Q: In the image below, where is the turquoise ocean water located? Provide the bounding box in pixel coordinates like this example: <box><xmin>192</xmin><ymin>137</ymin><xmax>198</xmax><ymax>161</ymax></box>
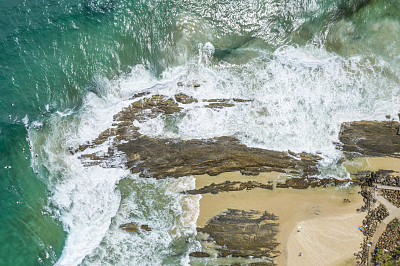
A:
<box><xmin>1</xmin><ymin>0</ymin><xmax>400</xmax><ymax>265</ymax></box>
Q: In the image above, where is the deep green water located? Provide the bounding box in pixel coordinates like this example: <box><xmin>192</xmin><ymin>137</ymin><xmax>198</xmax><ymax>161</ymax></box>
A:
<box><xmin>1</xmin><ymin>0</ymin><xmax>400</xmax><ymax>265</ymax></box>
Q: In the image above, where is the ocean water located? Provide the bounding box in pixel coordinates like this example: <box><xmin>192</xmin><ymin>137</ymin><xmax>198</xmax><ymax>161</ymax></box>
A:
<box><xmin>1</xmin><ymin>0</ymin><xmax>400</xmax><ymax>265</ymax></box>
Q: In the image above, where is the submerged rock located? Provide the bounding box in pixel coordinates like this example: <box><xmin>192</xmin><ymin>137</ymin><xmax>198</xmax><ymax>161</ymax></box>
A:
<box><xmin>198</xmin><ymin>209</ymin><xmax>280</xmax><ymax>258</ymax></box>
<box><xmin>337</xmin><ymin>121</ymin><xmax>400</xmax><ymax>158</ymax></box>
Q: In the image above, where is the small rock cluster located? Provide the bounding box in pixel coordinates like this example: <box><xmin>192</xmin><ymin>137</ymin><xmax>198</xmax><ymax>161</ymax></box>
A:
<box><xmin>373</xmin><ymin>219</ymin><xmax>400</xmax><ymax>264</ymax></box>
<box><xmin>382</xmin><ymin>190</ymin><xmax>400</xmax><ymax>208</ymax></box>
<box><xmin>374</xmin><ymin>170</ymin><xmax>400</xmax><ymax>187</ymax></box>
<box><xmin>119</xmin><ymin>222</ymin><xmax>151</xmax><ymax>232</ymax></box>
<box><xmin>354</xmin><ymin>173</ymin><xmax>390</xmax><ymax>265</ymax></box>
<box><xmin>356</xmin><ymin>183</ymin><xmax>374</xmax><ymax>213</ymax></box>
<box><xmin>363</xmin><ymin>205</ymin><xmax>389</xmax><ymax>238</ymax></box>
<box><xmin>355</xmin><ymin>204</ymin><xmax>389</xmax><ymax>265</ymax></box>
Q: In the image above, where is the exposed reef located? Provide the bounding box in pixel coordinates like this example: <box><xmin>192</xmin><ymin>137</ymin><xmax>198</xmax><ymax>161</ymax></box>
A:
<box><xmin>184</xmin><ymin>180</ymin><xmax>273</xmax><ymax>195</ymax></box>
<box><xmin>275</xmin><ymin>177</ymin><xmax>358</xmax><ymax>189</ymax></box>
<box><xmin>337</xmin><ymin>121</ymin><xmax>400</xmax><ymax>158</ymax></box>
<box><xmin>75</xmin><ymin>94</ymin><xmax>321</xmax><ymax>179</ymax></box>
<box><xmin>119</xmin><ymin>222</ymin><xmax>151</xmax><ymax>232</ymax></box>
<box><xmin>197</xmin><ymin>209</ymin><xmax>279</xmax><ymax>259</ymax></box>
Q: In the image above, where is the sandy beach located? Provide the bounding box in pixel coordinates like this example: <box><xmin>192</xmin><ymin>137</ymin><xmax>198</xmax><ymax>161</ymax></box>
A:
<box><xmin>195</xmin><ymin>172</ymin><xmax>364</xmax><ymax>266</ymax></box>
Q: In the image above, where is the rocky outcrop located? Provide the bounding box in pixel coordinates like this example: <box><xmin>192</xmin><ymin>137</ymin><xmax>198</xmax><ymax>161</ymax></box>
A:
<box><xmin>183</xmin><ymin>180</ymin><xmax>273</xmax><ymax>195</ymax></box>
<box><xmin>188</xmin><ymin>252</ymin><xmax>210</xmax><ymax>258</ymax></box>
<box><xmin>118</xmin><ymin>135</ymin><xmax>320</xmax><ymax>179</ymax></box>
<box><xmin>276</xmin><ymin>177</ymin><xmax>357</xmax><ymax>189</ymax></box>
<box><xmin>119</xmin><ymin>222</ymin><xmax>151</xmax><ymax>232</ymax></box>
<box><xmin>197</xmin><ymin>209</ymin><xmax>280</xmax><ymax>258</ymax></box>
<box><xmin>337</xmin><ymin>121</ymin><xmax>400</xmax><ymax>158</ymax></box>
<box><xmin>75</xmin><ymin>94</ymin><xmax>321</xmax><ymax>179</ymax></box>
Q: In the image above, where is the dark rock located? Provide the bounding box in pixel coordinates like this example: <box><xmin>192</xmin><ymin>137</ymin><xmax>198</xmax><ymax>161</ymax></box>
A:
<box><xmin>131</xmin><ymin>91</ymin><xmax>151</xmax><ymax>99</ymax></box>
<box><xmin>205</xmin><ymin>102</ymin><xmax>235</xmax><ymax>109</ymax></box>
<box><xmin>119</xmin><ymin>135</ymin><xmax>320</xmax><ymax>179</ymax></box>
<box><xmin>276</xmin><ymin>177</ymin><xmax>355</xmax><ymax>189</ymax></box>
<box><xmin>189</xmin><ymin>252</ymin><xmax>210</xmax><ymax>258</ymax></box>
<box><xmin>119</xmin><ymin>222</ymin><xmax>151</xmax><ymax>232</ymax></box>
<box><xmin>337</xmin><ymin>121</ymin><xmax>400</xmax><ymax>158</ymax></box>
<box><xmin>198</xmin><ymin>209</ymin><xmax>280</xmax><ymax>258</ymax></box>
<box><xmin>76</xmin><ymin>95</ymin><xmax>321</xmax><ymax>179</ymax></box>
<box><xmin>175</xmin><ymin>93</ymin><xmax>198</xmax><ymax>104</ymax></box>
<box><xmin>184</xmin><ymin>180</ymin><xmax>273</xmax><ymax>195</ymax></box>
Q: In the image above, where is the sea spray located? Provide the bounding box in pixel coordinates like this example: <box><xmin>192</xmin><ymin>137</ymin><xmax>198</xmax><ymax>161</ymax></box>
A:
<box><xmin>82</xmin><ymin>176</ymin><xmax>200</xmax><ymax>265</ymax></box>
<box><xmin>27</xmin><ymin>66</ymin><xmax>202</xmax><ymax>265</ymax></box>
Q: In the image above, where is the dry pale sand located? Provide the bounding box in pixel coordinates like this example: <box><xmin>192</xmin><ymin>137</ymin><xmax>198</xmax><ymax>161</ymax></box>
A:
<box><xmin>195</xmin><ymin>172</ymin><xmax>364</xmax><ymax>266</ymax></box>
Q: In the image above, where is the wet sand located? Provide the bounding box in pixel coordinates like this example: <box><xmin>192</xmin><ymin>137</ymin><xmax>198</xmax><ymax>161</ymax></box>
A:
<box><xmin>344</xmin><ymin>157</ymin><xmax>400</xmax><ymax>173</ymax></box>
<box><xmin>195</xmin><ymin>172</ymin><xmax>364</xmax><ymax>266</ymax></box>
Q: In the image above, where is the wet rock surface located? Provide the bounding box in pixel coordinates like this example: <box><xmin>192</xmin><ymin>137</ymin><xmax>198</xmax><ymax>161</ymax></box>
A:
<box><xmin>197</xmin><ymin>209</ymin><xmax>280</xmax><ymax>259</ymax></box>
<box><xmin>276</xmin><ymin>177</ymin><xmax>357</xmax><ymax>189</ymax></box>
<box><xmin>337</xmin><ymin>121</ymin><xmax>400</xmax><ymax>158</ymax></box>
<box><xmin>188</xmin><ymin>252</ymin><xmax>210</xmax><ymax>258</ymax></box>
<box><xmin>183</xmin><ymin>180</ymin><xmax>273</xmax><ymax>195</ymax></box>
<box><xmin>76</xmin><ymin>94</ymin><xmax>321</xmax><ymax>179</ymax></box>
<box><xmin>119</xmin><ymin>222</ymin><xmax>152</xmax><ymax>232</ymax></box>
<box><xmin>118</xmin><ymin>135</ymin><xmax>321</xmax><ymax>179</ymax></box>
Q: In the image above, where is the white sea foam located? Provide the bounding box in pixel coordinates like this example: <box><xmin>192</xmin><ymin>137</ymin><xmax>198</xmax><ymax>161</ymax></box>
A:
<box><xmin>27</xmin><ymin>64</ymin><xmax>202</xmax><ymax>265</ymax></box>
<box><xmin>139</xmin><ymin>44</ymin><xmax>400</xmax><ymax>163</ymax></box>
<box><xmin>26</xmin><ymin>67</ymin><xmax>157</xmax><ymax>265</ymax></box>
<box><xmin>82</xmin><ymin>176</ymin><xmax>200</xmax><ymax>266</ymax></box>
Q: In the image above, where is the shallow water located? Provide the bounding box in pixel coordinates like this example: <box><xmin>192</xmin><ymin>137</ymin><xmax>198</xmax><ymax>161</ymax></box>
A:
<box><xmin>1</xmin><ymin>0</ymin><xmax>400</xmax><ymax>264</ymax></box>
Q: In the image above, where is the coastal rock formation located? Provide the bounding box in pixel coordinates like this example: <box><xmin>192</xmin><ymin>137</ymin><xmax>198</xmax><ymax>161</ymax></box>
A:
<box><xmin>119</xmin><ymin>222</ymin><xmax>151</xmax><ymax>232</ymax></box>
<box><xmin>337</xmin><ymin>121</ymin><xmax>400</xmax><ymax>158</ymax></box>
<box><xmin>275</xmin><ymin>177</ymin><xmax>357</xmax><ymax>189</ymax></box>
<box><xmin>197</xmin><ymin>209</ymin><xmax>280</xmax><ymax>259</ymax></box>
<box><xmin>76</xmin><ymin>94</ymin><xmax>321</xmax><ymax>179</ymax></box>
<box><xmin>183</xmin><ymin>180</ymin><xmax>273</xmax><ymax>195</ymax></box>
<box><xmin>188</xmin><ymin>252</ymin><xmax>210</xmax><ymax>258</ymax></box>
<box><xmin>118</xmin><ymin>135</ymin><xmax>321</xmax><ymax>179</ymax></box>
